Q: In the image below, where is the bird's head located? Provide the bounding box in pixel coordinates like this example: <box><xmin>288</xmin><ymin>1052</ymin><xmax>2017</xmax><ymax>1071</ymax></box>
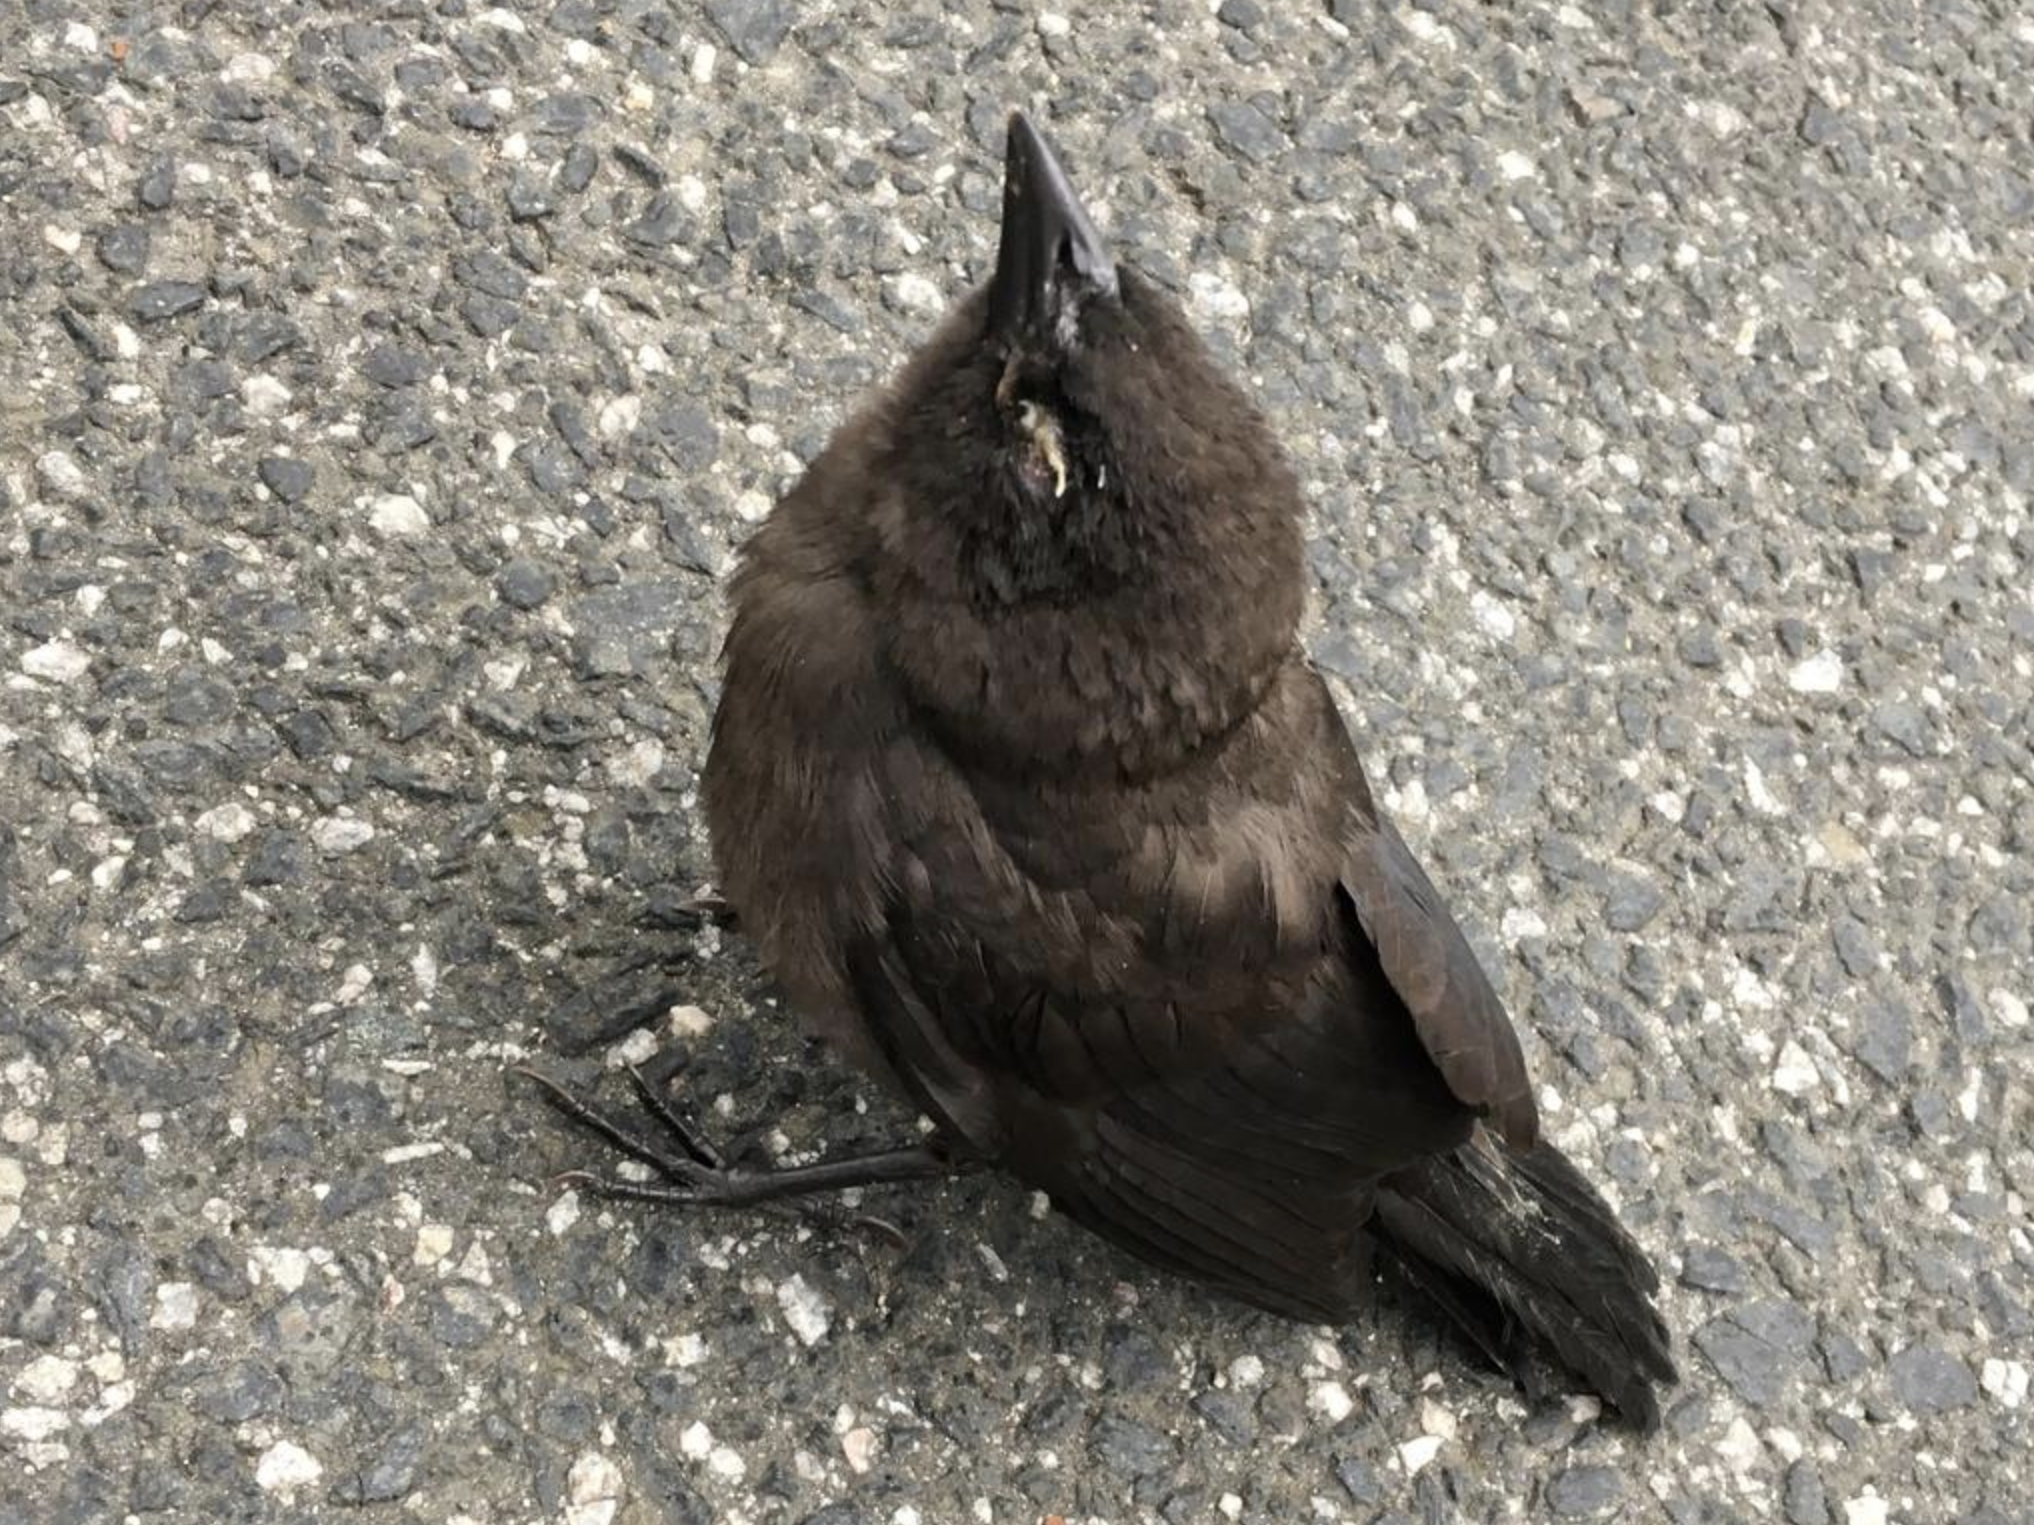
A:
<box><xmin>856</xmin><ymin>111</ymin><xmax>1305</xmax><ymax>773</ymax></box>
<box><xmin>877</xmin><ymin>112</ymin><xmax>1304</xmax><ymax>614</ymax></box>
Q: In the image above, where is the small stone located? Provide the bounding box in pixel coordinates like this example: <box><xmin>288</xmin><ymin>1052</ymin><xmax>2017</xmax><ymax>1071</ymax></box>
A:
<box><xmin>1787</xmin><ymin>650</ymin><xmax>1843</xmax><ymax>694</ymax></box>
<box><xmin>495</xmin><ymin>558</ymin><xmax>557</xmax><ymax>610</ymax></box>
<box><xmin>137</xmin><ymin>159</ymin><xmax>176</xmax><ymax>209</ymax></box>
<box><xmin>1785</xmin><ymin>1459</ymin><xmax>1831</xmax><ymax>1525</ymax></box>
<box><xmin>777</xmin><ymin>1273</ymin><xmax>832</xmax><ymax>1346</ymax></box>
<box><xmin>36</xmin><ymin>450</ymin><xmax>89</xmax><ymax>500</ymax></box>
<box><xmin>1850</xmin><ymin>999</ymin><xmax>1912</xmax><ymax>1083</ymax></box>
<box><xmin>370</xmin><ymin>494</ymin><xmax>429</xmax><ymax>537</ymax></box>
<box><xmin>1207</xmin><ymin>100</ymin><xmax>1287</xmax><ymax>164</ymax></box>
<box><xmin>1772</xmin><ymin>1040</ymin><xmax>1819</xmax><ymax>1095</ymax></box>
<box><xmin>1567</xmin><ymin>86</ymin><xmax>1625</xmax><ymax>125</ymax></box>
<box><xmin>1696</xmin><ymin>1300</ymin><xmax>1816</xmax><ymax>1406</ymax></box>
<box><xmin>130</xmin><ymin>280</ymin><xmax>207</xmax><ymax>322</ymax></box>
<box><xmin>12</xmin><ymin>1355</ymin><xmax>79</xmax><ymax>1403</ymax></box>
<box><xmin>312</xmin><ymin>817</ymin><xmax>375</xmax><ymax>853</ymax></box>
<box><xmin>151</xmin><ymin>1282</ymin><xmax>199</xmax><ymax>1330</ymax></box>
<box><xmin>362</xmin><ymin>345</ymin><xmax>429</xmax><ymax>388</ymax></box>
<box><xmin>1094</xmin><ymin>1413</ymin><xmax>1175</xmax><ymax>1477</ymax></box>
<box><xmin>97</xmin><ymin>222</ymin><xmax>152</xmax><ymax>274</ymax></box>
<box><xmin>348</xmin><ymin>1423</ymin><xmax>426</xmax><ymax>1504</ymax></box>
<box><xmin>1546</xmin><ymin>1466</ymin><xmax>1622</xmax><ymax>1517</ymax></box>
<box><xmin>255</xmin><ymin>1440</ymin><xmax>323</xmax><ymax>1494</ymax></box>
<box><xmin>1888</xmin><ymin>1342</ymin><xmax>1979</xmax><ymax>1415</ymax></box>
<box><xmin>1217</xmin><ymin>0</ymin><xmax>1265</xmax><ymax>29</ymax></box>
<box><xmin>258</xmin><ymin>456</ymin><xmax>315</xmax><ymax>502</ymax></box>
<box><xmin>22</xmin><ymin>640</ymin><xmax>91</xmax><ymax>684</ymax></box>
<box><xmin>1873</xmin><ymin>699</ymin><xmax>1934</xmax><ymax>755</ymax></box>
<box><xmin>1680</xmin><ymin>1244</ymin><xmax>1748</xmax><ymax>1294</ymax></box>
<box><xmin>566</xmin><ymin>1449</ymin><xmax>624</xmax><ymax>1525</ymax></box>
<box><xmin>1308</xmin><ymin>1381</ymin><xmax>1353</xmax><ymax>1422</ymax></box>
<box><xmin>705</xmin><ymin>0</ymin><xmax>798</xmax><ymax>64</ymax></box>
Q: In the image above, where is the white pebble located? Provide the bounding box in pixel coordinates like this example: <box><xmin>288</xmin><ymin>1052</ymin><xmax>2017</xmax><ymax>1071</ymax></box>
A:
<box><xmin>243</xmin><ymin>375</ymin><xmax>293</xmax><ymax>416</ymax></box>
<box><xmin>1844</xmin><ymin>1495</ymin><xmax>1889</xmax><ymax>1525</ymax></box>
<box><xmin>1788</xmin><ymin>650</ymin><xmax>1844</xmax><ymax>694</ymax></box>
<box><xmin>1397</xmin><ymin>1435</ymin><xmax>1442</xmax><ymax>1476</ymax></box>
<box><xmin>22</xmin><ymin>640</ymin><xmax>90</xmax><ymax>684</ymax></box>
<box><xmin>0</xmin><ymin>1158</ymin><xmax>24</xmax><ymax>1200</ymax></box>
<box><xmin>1771</xmin><ymin>1040</ymin><xmax>1819</xmax><ymax>1095</ymax></box>
<box><xmin>668</xmin><ymin>1005</ymin><xmax>714</xmax><ymax>1040</ymax></box>
<box><xmin>1037</xmin><ymin>12</ymin><xmax>1071</xmax><ymax>36</ymax></box>
<box><xmin>545</xmin><ymin>1190</ymin><xmax>581</xmax><ymax>1237</ymax></box>
<box><xmin>1982</xmin><ymin>1358</ymin><xmax>2027</xmax><ymax>1408</ymax></box>
<box><xmin>252</xmin><ymin>1246</ymin><xmax>311</xmax><ymax>1293</ymax></box>
<box><xmin>1309</xmin><ymin>1381</ymin><xmax>1354</xmax><ymax>1422</ymax></box>
<box><xmin>679</xmin><ymin>1421</ymin><xmax>715</xmax><ymax>1461</ymax></box>
<box><xmin>411</xmin><ymin>944</ymin><xmax>439</xmax><ymax>997</ymax></box>
<box><xmin>1227</xmin><ymin>1354</ymin><xmax>1265</xmax><ymax>1387</ymax></box>
<box><xmin>606</xmin><ymin>1028</ymin><xmax>659</xmax><ymax>1069</ymax></box>
<box><xmin>370</xmin><ymin>493</ymin><xmax>429</xmax><ymax>537</ymax></box>
<box><xmin>223</xmin><ymin>52</ymin><xmax>276</xmax><ymax>84</ymax></box>
<box><xmin>598</xmin><ymin>395</ymin><xmax>642</xmax><ymax>439</ymax></box>
<box><xmin>841</xmin><ymin>1425</ymin><xmax>878</xmax><ymax>1473</ymax></box>
<box><xmin>1188</xmin><ymin>270</ymin><xmax>1250</xmax><ymax>323</ymax></box>
<box><xmin>36</xmin><ymin>450</ymin><xmax>88</xmax><ymax>499</ymax></box>
<box><xmin>151</xmin><ymin>1282</ymin><xmax>199</xmax><ymax>1331</ymax></box>
<box><xmin>566</xmin><ymin>1450</ymin><xmax>624</xmax><ymax>1525</ymax></box>
<box><xmin>414</xmin><ymin>1223</ymin><xmax>455</xmax><ymax>1265</ymax></box>
<box><xmin>313</xmin><ymin>817</ymin><xmax>375</xmax><ymax>853</ymax></box>
<box><xmin>888</xmin><ymin>272</ymin><xmax>944</xmax><ymax>315</ymax></box>
<box><xmin>197</xmin><ymin>802</ymin><xmax>259</xmax><ymax>842</ymax></box>
<box><xmin>1</xmin><ymin>1407</ymin><xmax>69</xmax><ymax>1442</ymax></box>
<box><xmin>777</xmin><ymin>1273</ymin><xmax>833</xmax><ymax>1346</ymax></box>
<box><xmin>1497</xmin><ymin>150</ymin><xmax>1537</xmax><ymax>181</ymax></box>
<box><xmin>1470</xmin><ymin>589</ymin><xmax>1516</xmax><ymax>640</ymax></box>
<box><xmin>689</xmin><ymin>42</ymin><xmax>717</xmax><ymax>82</ymax></box>
<box><xmin>13</xmin><ymin>1355</ymin><xmax>79</xmax><ymax>1403</ymax></box>
<box><xmin>255</xmin><ymin>1440</ymin><xmax>323</xmax><ymax>1494</ymax></box>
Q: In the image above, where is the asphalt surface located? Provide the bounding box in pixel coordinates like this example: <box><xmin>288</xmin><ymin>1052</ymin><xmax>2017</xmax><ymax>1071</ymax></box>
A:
<box><xmin>3</xmin><ymin>1</ymin><xmax>2031</xmax><ymax>1522</ymax></box>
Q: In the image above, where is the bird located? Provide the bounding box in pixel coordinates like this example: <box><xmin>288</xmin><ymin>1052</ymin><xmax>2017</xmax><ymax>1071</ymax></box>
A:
<box><xmin>523</xmin><ymin>110</ymin><xmax>1677</xmax><ymax>1428</ymax></box>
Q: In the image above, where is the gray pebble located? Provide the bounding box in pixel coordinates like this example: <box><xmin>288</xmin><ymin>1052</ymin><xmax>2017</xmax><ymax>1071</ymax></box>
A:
<box><xmin>130</xmin><ymin>281</ymin><xmax>208</xmax><ymax>323</ymax></box>
<box><xmin>258</xmin><ymin>456</ymin><xmax>315</xmax><ymax>503</ymax></box>
<box><xmin>1888</xmin><ymin>1341</ymin><xmax>1979</xmax><ymax>1416</ymax></box>
<box><xmin>1546</xmin><ymin>1466</ymin><xmax>1623</xmax><ymax>1518</ymax></box>
<box><xmin>706</xmin><ymin>0</ymin><xmax>800</xmax><ymax>64</ymax></box>
<box><xmin>496</xmin><ymin>558</ymin><xmax>558</xmax><ymax>610</ymax></box>
<box><xmin>96</xmin><ymin>223</ymin><xmax>152</xmax><ymax>275</ymax></box>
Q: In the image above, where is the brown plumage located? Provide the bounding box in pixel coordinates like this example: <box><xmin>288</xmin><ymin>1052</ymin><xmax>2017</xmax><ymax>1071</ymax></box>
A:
<box><xmin>532</xmin><ymin>112</ymin><xmax>1675</xmax><ymax>1427</ymax></box>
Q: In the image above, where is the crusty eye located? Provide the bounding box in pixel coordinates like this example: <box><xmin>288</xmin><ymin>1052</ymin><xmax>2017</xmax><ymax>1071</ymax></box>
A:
<box><xmin>1016</xmin><ymin>399</ymin><xmax>1069</xmax><ymax>498</ymax></box>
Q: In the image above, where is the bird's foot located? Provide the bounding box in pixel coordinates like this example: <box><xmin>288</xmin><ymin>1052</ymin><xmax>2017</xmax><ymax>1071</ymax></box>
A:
<box><xmin>515</xmin><ymin>1063</ymin><xmax>972</xmax><ymax>1214</ymax></box>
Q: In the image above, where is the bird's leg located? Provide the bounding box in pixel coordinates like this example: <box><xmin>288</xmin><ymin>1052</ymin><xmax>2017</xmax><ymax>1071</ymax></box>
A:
<box><xmin>515</xmin><ymin>1064</ymin><xmax>979</xmax><ymax>1211</ymax></box>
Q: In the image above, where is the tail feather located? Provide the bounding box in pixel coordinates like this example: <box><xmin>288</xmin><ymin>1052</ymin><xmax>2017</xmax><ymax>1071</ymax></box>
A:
<box><xmin>1375</xmin><ymin>1135</ymin><xmax>1677</xmax><ymax>1429</ymax></box>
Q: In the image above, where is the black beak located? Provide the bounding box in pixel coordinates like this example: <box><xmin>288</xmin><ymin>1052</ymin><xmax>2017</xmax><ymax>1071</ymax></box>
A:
<box><xmin>988</xmin><ymin>111</ymin><xmax>1117</xmax><ymax>349</ymax></box>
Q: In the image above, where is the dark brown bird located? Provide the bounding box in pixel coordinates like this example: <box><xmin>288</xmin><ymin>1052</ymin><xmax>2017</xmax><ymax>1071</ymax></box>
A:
<box><xmin>527</xmin><ymin>112</ymin><xmax>1676</xmax><ymax>1427</ymax></box>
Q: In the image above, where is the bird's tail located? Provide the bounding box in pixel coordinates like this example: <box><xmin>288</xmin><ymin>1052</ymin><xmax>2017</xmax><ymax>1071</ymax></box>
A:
<box><xmin>1374</xmin><ymin>1134</ymin><xmax>1677</xmax><ymax>1429</ymax></box>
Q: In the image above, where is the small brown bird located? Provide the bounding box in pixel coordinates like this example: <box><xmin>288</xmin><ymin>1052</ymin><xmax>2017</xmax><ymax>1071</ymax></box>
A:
<box><xmin>528</xmin><ymin>112</ymin><xmax>1676</xmax><ymax>1426</ymax></box>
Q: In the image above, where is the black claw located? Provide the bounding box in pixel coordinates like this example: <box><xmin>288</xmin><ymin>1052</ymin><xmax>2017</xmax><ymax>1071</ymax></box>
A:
<box><xmin>626</xmin><ymin>1062</ymin><xmax>727</xmax><ymax>1170</ymax></box>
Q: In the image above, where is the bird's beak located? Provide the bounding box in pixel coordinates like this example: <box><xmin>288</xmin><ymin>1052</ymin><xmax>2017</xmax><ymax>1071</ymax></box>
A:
<box><xmin>987</xmin><ymin>111</ymin><xmax>1117</xmax><ymax>351</ymax></box>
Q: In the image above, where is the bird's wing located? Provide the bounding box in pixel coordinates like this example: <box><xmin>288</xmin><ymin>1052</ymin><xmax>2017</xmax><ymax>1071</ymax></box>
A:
<box><xmin>1335</xmin><ymin>811</ymin><xmax>1539</xmax><ymax>1148</ymax></box>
